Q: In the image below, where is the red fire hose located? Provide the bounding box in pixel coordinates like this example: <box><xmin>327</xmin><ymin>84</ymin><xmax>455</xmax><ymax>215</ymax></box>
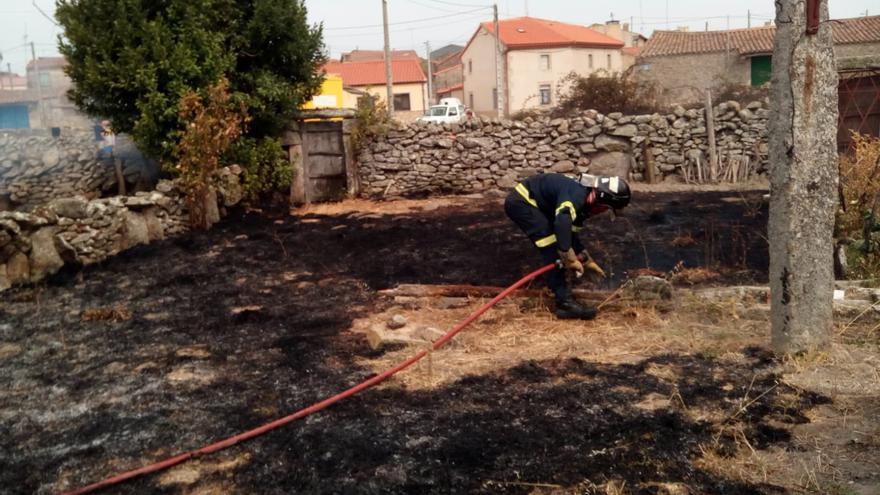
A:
<box><xmin>61</xmin><ymin>262</ymin><xmax>558</xmax><ymax>495</ymax></box>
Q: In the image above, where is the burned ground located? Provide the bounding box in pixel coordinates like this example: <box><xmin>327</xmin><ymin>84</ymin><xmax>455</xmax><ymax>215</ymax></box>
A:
<box><xmin>0</xmin><ymin>189</ymin><xmax>844</xmax><ymax>494</ymax></box>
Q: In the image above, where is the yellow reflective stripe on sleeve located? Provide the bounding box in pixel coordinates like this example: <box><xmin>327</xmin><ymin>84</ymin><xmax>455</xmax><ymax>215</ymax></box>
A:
<box><xmin>515</xmin><ymin>183</ymin><xmax>538</xmax><ymax>208</ymax></box>
<box><xmin>571</xmin><ymin>225</ymin><xmax>582</xmax><ymax>232</ymax></box>
<box><xmin>535</xmin><ymin>234</ymin><xmax>557</xmax><ymax>247</ymax></box>
<box><xmin>555</xmin><ymin>201</ymin><xmax>577</xmax><ymax>221</ymax></box>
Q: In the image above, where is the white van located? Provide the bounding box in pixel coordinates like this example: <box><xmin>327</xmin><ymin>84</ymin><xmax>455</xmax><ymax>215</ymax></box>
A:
<box><xmin>417</xmin><ymin>97</ymin><xmax>467</xmax><ymax>124</ymax></box>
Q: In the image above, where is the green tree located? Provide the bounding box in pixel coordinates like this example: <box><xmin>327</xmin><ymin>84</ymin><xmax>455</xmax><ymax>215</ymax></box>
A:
<box><xmin>56</xmin><ymin>0</ymin><xmax>324</xmax><ymax>195</ymax></box>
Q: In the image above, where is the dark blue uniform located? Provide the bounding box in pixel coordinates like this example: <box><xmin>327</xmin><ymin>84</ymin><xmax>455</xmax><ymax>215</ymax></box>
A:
<box><xmin>504</xmin><ymin>173</ymin><xmax>592</xmax><ymax>302</ymax></box>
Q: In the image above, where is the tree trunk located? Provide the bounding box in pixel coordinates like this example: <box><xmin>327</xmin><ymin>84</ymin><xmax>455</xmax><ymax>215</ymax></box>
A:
<box><xmin>768</xmin><ymin>0</ymin><xmax>839</xmax><ymax>353</ymax></box>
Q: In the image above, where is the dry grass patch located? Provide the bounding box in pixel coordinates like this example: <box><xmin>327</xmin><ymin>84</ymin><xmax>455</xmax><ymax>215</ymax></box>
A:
<box><xmin>353</xmin><ymin>293</ymin><xmax>768</xmax><ymax>391</ymax></box>
<box><xmin>81</xmin><ymin>305</ymin><xmax>132</xmax><ymax>322</ymax></box>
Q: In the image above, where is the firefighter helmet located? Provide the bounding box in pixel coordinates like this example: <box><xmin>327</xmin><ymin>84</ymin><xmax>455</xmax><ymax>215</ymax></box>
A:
<box><xmin>577</xmin><ymin>174</ymin><xmax>631</xmax><ymax>210</ymax></box>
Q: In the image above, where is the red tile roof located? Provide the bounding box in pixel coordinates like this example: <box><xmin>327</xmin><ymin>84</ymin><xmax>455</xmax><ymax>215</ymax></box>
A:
<box><xmin>323</xmin><ymin>59</ymin><xmax>427</xmax><ymax>86</ymax></box>
<box><xmin>477</xmin><ymin>17</ymin><xmax>624</xmax><ymax>50</ymax></box>
<box><xmin>641</xmin><ymin>15</ymin><xmax>880</xmax><ymax>58</ymax></box>
<box><xmin>26</xmin><ymin>56</ymin><xmax>67</xmax><ymax>70</ymax></box>
<box><xmin>436</xmin><ymin>83</ymin><xmax>463</xmax><ymax>94</ymax></box>
<box><xmin>341</xmin><ymin>49</ymin><xmax>420</xmax><ymax>62</ymax></box>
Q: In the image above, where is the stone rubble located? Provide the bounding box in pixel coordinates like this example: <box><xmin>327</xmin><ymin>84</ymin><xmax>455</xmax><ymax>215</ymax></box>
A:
<box><xmin>0</xmin><ymin>166</ymin><xmax>243</xmax><ymax>292</ymax></box>
<box><xmin>357</xmin><ymin>101</ymin><xmax>770</xmax><ymax>197</ymax></box>
<box><xmin>0</xmin><ymin>129</ymin><xmax>153</xmax><ymax>210</ymax></box>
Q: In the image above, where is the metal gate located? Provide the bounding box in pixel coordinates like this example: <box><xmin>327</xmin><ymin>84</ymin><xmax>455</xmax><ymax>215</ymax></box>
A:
<box><xmin>838</xmin><ymin>69</ymin><xmax>880</xmax><ymax>150</ymax></box>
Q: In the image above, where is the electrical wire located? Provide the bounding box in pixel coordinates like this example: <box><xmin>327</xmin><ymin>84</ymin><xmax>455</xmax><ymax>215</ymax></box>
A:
<box><xmin>323</xmin><ymin>6</ymin><xmax>490</xmax><ymax>31</ymax></box>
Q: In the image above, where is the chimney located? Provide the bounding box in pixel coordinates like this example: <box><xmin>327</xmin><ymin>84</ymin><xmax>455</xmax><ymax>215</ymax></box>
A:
<box><xmin>604</xmin><ymin>19</ymin><xmax>622</xmax><ymax>42</ymax></box>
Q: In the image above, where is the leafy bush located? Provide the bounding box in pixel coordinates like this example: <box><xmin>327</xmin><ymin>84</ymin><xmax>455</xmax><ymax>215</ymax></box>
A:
<box><xmin>224</xmin><ymin>137</ymin><xmax>292</xmax><ymax>202</ymax></box>
<box><xmin>710</xmin><ymin>81</ymin><xmax>770</xmax><ymax>105</ymax></box>
<box><xmin>351</xmin><ymin>95</ymin><xmax>391</xmax><ymax>155</ymax></box>
<box><xmin>554</xmin><ymin>71</ymin><xmax>662</xmax><ymax>116</ymax></box>
<box><xmin>176</xmin><ymin>79</ymin><xmax>247</xmax><ymax>229</ymax></box>
<box><xmin>57</xmin><ymin>0</ymin><xmax>324</xmax><ymax>197</ymax></box>
<box><xmin>837</xmin><ymin>133</ymin><xmax>880</xmax><ymax>278</ymax></box>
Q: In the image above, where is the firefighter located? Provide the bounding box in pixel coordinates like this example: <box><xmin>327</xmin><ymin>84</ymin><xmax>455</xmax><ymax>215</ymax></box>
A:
<box><xmin>504</xmin><ymin>173</ymin><xmax>631</xmax><ymax>320</ymax></box>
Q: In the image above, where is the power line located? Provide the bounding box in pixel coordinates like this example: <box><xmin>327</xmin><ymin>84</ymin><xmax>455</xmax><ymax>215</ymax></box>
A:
<box><xmin>322</xmin><ymin>12</ymin><xmax>488</xmax><ymax>38</ymax></box>
<box><xmin>405</xmin><ymin>0</ymin><xmax>468</xmax><ymax>14</ymax></box>
<box><xmin>323</xmin><ymin>6</ymin><xmax>490</xmax><ymax>31</ymax></box>
<box><xmin>422</xmin><ymin>0</ymin><xmax>492</xmax><ymax>7</ymax></box>
<box><xmin>32</xmin><ymin>0</ymin><xmax>59</xmax><ymax>27</ymax></box>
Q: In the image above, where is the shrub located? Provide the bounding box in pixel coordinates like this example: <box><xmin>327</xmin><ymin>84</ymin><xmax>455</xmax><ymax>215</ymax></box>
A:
<box><xmin>554</xmin><ymin>71</ymin><xmax>662</xmax><ymax>116</ymax></box>
<box><xmin>710</xmin><ymin>81</ymin><xmax>770</xmax><ymax>105</ymax></box>
<box><xmin>837</xmin><ymin>133</ymin><xmax>880</xmax><ymax>278</ymax></box>
<box><xmin>351</xmin><ymin>95</ymin><xmax>391</xmax><ymax>155</ymax></box>
<box><xmin>175</xmin><ymin>79</ymin><xmax>247</xmax><ymax>229</ymax></box>
<box><xmin>224</xmin><ymin>137</ymin><xmax>292</xmax><ymax>202</ymax></box>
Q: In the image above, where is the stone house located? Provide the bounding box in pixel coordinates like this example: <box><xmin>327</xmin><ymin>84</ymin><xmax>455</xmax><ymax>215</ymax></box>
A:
<box><xmin>323</xmin><ymin>58</ymin><xmax>428</xmax><ymax>120</ymax></box>
<box><xmin>461</xmin><ymin>16</ymin><xmax>625</xmax><ymax>116</ymax></box>
<box><xmin>432</xmin><ymin>48</ymin><xmax>464</xmax><ymax>103</ymax></box>
<box><xmin>636</xmin><ymin>15</ymin><xmax>880</xmax><ymax>104</ymax></box>
<box><xmin>0</xmin><ymin>56</ymin><xmax>91</xmax><ymax>129</ymax></box>
<box><xmin>588</xmin><ymin>20</ymin><xmax>648</xmax><ymax>69</ymax></box>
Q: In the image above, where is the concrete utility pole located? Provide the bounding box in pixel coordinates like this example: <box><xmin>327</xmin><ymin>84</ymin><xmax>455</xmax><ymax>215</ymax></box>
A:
<box><xmin>425</xmin><ymin>41</ymin><xmax>433</xmax><ymax>106</ymax></box>
<box><xmin>748</xmin><ymin>9</ymin><xmax>751</xmax><ymax>28</ymax></box>
<box><xmin>382</xmin><ymin>0</ymin><xmax>394</xmax><ymax>115</ymax></box>
<box><xmin>768</xmin><ymin>0</ymin><xmax>838</xmax><ymax>354</ymax></box>
<box><xmin>493</xmin><ymin>3</ymin><xmax>505</xmax><ymax>117</ymax></box>
<box><xmin>30</xmin><ymin>42</ymin><xmax>47</xmax><ymax>128</ymax></box>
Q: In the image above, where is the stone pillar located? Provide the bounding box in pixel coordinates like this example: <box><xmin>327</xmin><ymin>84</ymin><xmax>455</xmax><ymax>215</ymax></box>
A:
<box><xmin>768</xmin><ymin>0</ymin><xmax>839</xmax><ymax>353</ymax></box>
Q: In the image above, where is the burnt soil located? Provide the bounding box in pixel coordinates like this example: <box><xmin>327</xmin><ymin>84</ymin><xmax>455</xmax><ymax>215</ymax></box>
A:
<box><xmin>0</xmin><ymin>190</ymin><xmax>826</xmax><ymax>494</ymax></box>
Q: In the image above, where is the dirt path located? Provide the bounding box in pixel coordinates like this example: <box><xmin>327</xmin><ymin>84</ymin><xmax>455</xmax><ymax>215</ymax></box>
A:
<box><xmin>1</xmin><ymin>191</ymin><xmax>876</xmax><ymax>494</ymax></box>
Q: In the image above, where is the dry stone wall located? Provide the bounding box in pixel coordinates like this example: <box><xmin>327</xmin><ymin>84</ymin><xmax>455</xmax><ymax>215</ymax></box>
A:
<box><xmin>356</xmin><ymin>101</ymin><xmax>769</xmax><ymax>196</ymax></box>
<box><xmin>0</xmin><ymin>130</ymin><xmax>156</xmax><ymax>210</ymax></box>
<box><xmin>0</xmin><ymin>166</ymin><xmax>243</xmax><ymax>292</ymax></box>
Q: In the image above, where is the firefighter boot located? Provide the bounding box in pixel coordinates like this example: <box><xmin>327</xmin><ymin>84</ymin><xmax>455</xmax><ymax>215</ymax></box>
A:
<box><xmin>554</xmin><ymin>298</ymin><xmax>598</xmax><ymax>320</ymax></box>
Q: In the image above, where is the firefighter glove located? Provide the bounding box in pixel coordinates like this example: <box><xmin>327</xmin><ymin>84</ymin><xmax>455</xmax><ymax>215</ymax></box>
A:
<box><xmin>578</xmin><ymin>250</ymin><xmax>607</xmax><ymax>279</ymax></box>
<box><xmin>558</xmin><ymin>248</ymin><xmax>584</xmax><ymax>278</ymax></box>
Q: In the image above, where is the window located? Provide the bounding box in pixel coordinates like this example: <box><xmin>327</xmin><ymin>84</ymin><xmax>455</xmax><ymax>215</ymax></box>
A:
<box><xmin>607</xmin><ymin>53</ymin><xmax>612</xmax><ymax>69</ymax></box>
<box><xmin>448</xmin><ymin>107</ymin><xmax>458</xmax><ymax>116</ymax></box>
<box><xmin>539</xmin><ymin>84</ymin><xmax>551</xmax><ymax>105</ymax></box>
<box><xmin>492</xmin><ymin>88</ymin><xmax>498</xmax><ymax>110</ymax></box>
<box><xmin>39</xmin><ymin>73</ymin><xmax>50</xmax><ymax>88</ymax></box>
<box><xmin>468</xmin><ymin>59</ymin><xmax>472</xmax><ymax>74</ymax></box>
<box><xmin>588</xmin><ymin>54</ymin><xmax>593</xmax><ymax>69</ymax></box>
<box><xmin>469</xmin><ymin>92</ymin><xmax>474</xmax><ymax>109</ymax></box>
<box><xmin>393</xmin><ymin>93</ymin><xmax>411</xmax><ymax>111</ymax></box>
<box><xmin>539</xmin><ymin>54</ymin><xmax>550</xmax><ymax>70</ymax></box>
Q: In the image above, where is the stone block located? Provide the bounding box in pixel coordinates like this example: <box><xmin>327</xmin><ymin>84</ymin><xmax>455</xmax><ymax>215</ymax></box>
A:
<box><xmin>47</xmin><ymin>197</ymin><xmax>89</xmax><ymax>219</ymax></box>
<box><xmin>610</xmin><ymin>124</ymin><xmax>638</xmax><ymax>137</ymax></box>
<box><xmin>588</xmin><ymin>152</ymin><xmax>633</xmax><ymax>177</ymax></box>
<box><xmin>123</xmin><ymin>211</ymin><xmax>150</xmax><ymax>247</ymax></box>
<box><xmin>551</xmin><ymin>160</ymin><xmax>575</xmax><ymax>173</ymax></box>
<box><xmin>28</xmin><ymin>227</ymin><xmax>64</xmax><ymax>281</ymax></box>
<box><xmin>594</xmin><ymin>134</ymin><xmax>631</xmax><ymax>152</ymax></box>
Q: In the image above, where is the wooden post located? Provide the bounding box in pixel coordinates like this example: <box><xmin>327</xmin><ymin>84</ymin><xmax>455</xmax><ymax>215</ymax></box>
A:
<box><xmin>643</xmin><ymin>146</ymin><xmax>656</xmax><ymax>184</ymax></box>
<box><xmin>113</xmin><ymin>156</ymin><xmax>126</xmax><ymax>196</ymax></box>
<box><xmin>705</xmin><ymin>90</ymin><xmax>718</xmax><ymax>182</ymax></box>
<box><xmin>301</xmin><ymin>123</ymin><xmax>310</xmax><ymax>204</ymax></box>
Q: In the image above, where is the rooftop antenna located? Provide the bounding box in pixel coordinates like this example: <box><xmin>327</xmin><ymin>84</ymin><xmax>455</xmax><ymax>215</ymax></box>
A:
<box><xmin>524</xmin><ymin>0</ymin><xmax>528</xmax><ymax>16</ymax></box>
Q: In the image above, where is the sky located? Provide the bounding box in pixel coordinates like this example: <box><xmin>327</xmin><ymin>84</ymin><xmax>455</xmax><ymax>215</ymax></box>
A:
<box><xmin>0</xmin><ymin>0</ymin><xmax>876</xmax><ymax>75</ymax></box>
